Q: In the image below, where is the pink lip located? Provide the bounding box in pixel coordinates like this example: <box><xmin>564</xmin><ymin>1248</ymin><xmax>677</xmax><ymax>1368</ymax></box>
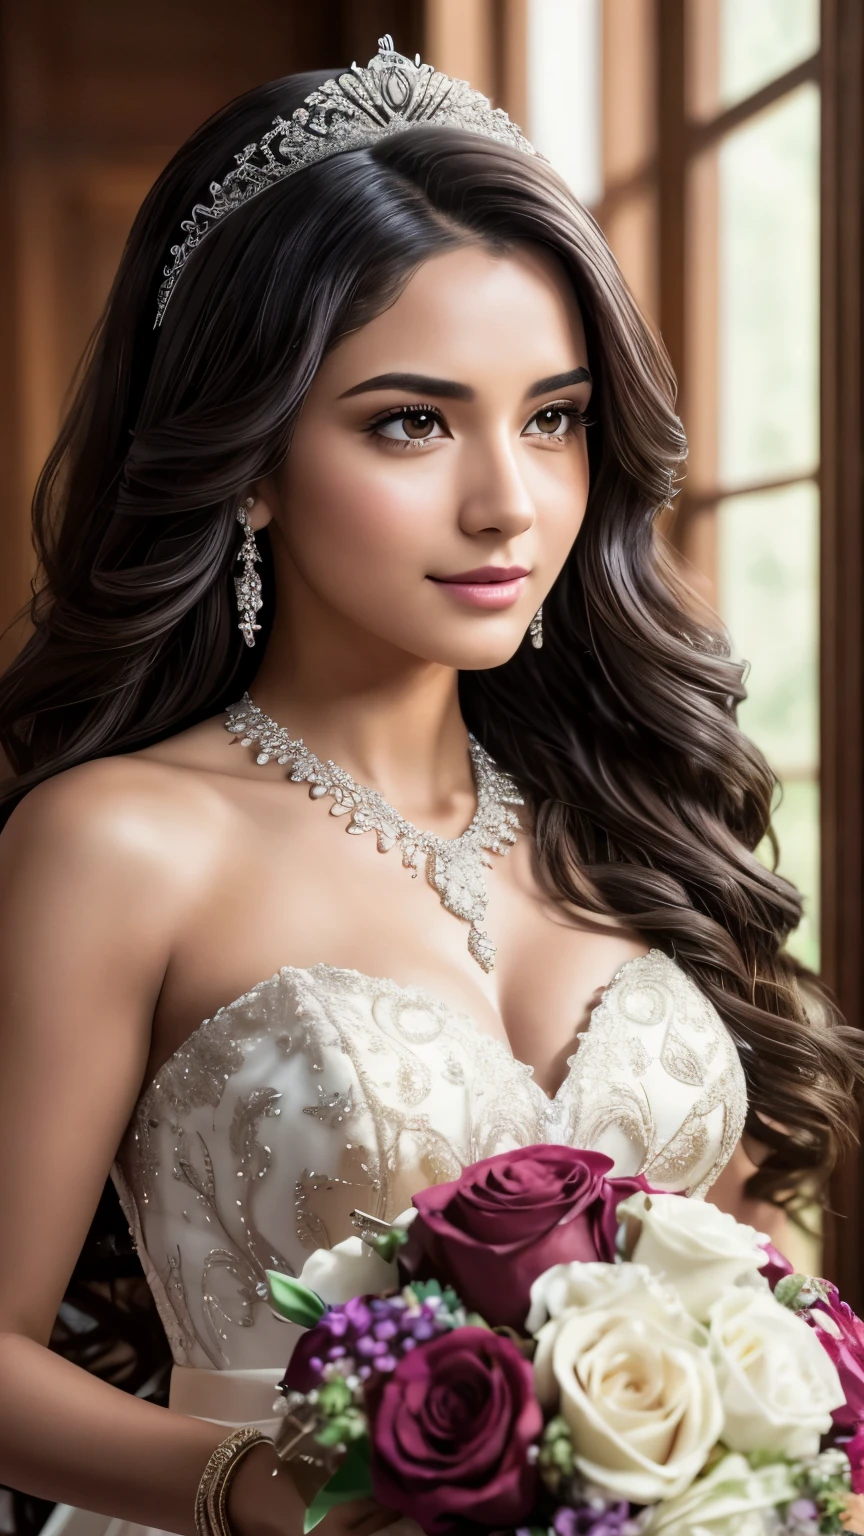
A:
<box><xmin>434</xmin><ymin>565</ymin><xmax>530</xmax><ymax>583</ymax></box>
<box><xmin>428</xmin><ymin>565</ymin><xmax>530</xmax><ymax>610</ymax></box>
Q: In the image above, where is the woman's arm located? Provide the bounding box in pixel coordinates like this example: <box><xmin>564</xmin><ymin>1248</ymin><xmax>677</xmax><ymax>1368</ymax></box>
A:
<box><xmin>0</xmin><ymin>761</ymin><xmax>393</xmax><ymax>1536</ymax></box>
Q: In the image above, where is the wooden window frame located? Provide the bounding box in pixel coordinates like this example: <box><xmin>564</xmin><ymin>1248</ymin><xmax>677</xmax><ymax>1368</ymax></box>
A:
<box><xmin>819</xmin><ymin>0</ymin><xmax>864</xmax><ymax>1305</ymax></box>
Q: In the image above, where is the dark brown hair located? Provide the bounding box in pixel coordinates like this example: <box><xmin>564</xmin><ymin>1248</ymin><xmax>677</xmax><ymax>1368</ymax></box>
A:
<box><xmin>1</xmin><ymin>70</ymin><xmax>860</xmax><ymax>1225</ymax></box>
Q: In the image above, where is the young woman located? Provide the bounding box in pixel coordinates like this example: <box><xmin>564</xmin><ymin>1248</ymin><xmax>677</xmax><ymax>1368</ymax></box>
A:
<box><xmin>0</xmin><ymin>36</ymin><xmax>859</xmax><ymax>1536</ymax></box>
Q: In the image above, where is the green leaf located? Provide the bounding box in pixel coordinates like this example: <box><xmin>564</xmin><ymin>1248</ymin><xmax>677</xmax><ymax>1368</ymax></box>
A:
<box><xmin>313</xmin><ymin>1421</ymin><xmax>346</xmax><ymax>1448</ymax></box>
<box><xmin>317</xmin><ymin>1378</ymin><xmax>353</xmax><ymax>1416</ymax></box>
<box><xmin>302</xmin><ymin>1436</ymin><xmax>373</xmax><ymax>1533</ymax></box>
<box><xmin>369</xmin><ymin>1227</ymin><xmax>409</xmax><ymax>1263</ymax></box>
<box><xmin>405</xmin><ymin>1276</ymin><xmax>442</xmax><ymax>1301</ymax></box>
<box><xmin>265</xmin><ymin>1269</ymin><xmax>326</xmax><ymax>1327</ymax></box>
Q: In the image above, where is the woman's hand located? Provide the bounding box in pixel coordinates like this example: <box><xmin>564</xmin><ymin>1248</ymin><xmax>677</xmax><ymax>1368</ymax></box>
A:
<box><xmin>841</xmin><ymin>1494</ymin><xmax>864</xmax><ymax>1534</ymax></box>
<box><xmin>226</xmin><ymin>1441</ymin><xmax>406</xmax><ymax>1536</ymax></box>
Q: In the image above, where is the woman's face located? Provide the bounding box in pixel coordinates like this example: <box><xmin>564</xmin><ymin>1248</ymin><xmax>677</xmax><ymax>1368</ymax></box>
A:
<box><xmin>255</xmin><ymin>241</ymin><xmax>592</xmax><ymax>670</ymax></box>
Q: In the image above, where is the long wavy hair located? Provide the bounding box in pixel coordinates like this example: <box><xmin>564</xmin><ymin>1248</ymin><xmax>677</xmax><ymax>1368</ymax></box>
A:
<box><xmin>1</xmin><ymin>71</ymin><xmax>861</xmax><ymax>1244</ymax></box>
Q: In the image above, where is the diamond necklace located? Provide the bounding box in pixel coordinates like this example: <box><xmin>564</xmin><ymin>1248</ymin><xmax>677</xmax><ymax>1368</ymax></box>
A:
<box><xmin>223</xmin><ymin>691</ymin><xmax>525</xmax><ymax>972</ymax></box>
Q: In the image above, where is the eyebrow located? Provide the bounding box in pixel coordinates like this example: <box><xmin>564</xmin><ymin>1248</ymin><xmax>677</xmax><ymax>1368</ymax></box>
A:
<box><xmin>338</xmin><ymin>366</ymin><xmax>592</xmax><ymax>402</ymax></box>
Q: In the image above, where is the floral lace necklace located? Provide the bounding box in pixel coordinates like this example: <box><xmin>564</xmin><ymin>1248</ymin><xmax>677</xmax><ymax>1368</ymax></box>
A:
<box><xmin>223</xmin><ymin>691</ymin><xmax>525</xmax><ymax>972</ymax></box>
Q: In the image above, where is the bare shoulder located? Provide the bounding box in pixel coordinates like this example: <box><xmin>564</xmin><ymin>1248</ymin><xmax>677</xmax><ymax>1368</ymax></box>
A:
<box><xmin>0</xmin><ymin>748</ymin><xmax>229</xmax><ymax>922</ymax></box>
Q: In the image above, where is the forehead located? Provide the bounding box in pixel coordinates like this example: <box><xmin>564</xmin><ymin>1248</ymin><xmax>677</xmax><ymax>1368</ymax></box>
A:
<box><xmin>321</xmin><ymin>242</ymin><xmax>588</xmax><ymax>388</ymax></box>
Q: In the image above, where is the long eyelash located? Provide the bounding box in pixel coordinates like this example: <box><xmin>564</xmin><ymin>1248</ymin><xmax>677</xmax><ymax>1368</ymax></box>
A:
<box><xmin>535</xmin><ymin>400</ymin><xmax>593</xmax><ymax>433</ymax></box>
<box><xmin>365</xmin><ymin>403</ymin><xmax>443</xmax><ymax>428</ymax></box>
<box><xmin>363</xmin><ymin>403</ymin><xmax>446</xmax><ymax>451</ymax></box>
<box><xmin>363</xmin><ymin>399</ymin><xmax>592</xmax><ymax>450</ymax></box>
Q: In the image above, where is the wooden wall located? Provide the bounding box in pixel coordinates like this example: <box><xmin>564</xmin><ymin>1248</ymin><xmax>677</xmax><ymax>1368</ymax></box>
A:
<box><xmin>0</xmin><ymin>0</ymin><xmax>424</xmax><ymax>670</ymax></box>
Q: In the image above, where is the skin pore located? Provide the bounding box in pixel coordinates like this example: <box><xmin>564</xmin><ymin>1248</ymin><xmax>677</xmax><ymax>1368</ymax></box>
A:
<box><xmin>0</xmin><ymin>239</ymin><xmax>777</xmax><ymax>1536</ymax></box>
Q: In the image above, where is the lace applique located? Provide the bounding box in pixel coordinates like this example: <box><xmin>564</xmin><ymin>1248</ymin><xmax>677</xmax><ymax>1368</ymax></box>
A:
<box><xmin>158</xmin><ymin>1034</ymin><xmax>245</xmax><ymax>1114</ymax></box>
<box><xmin>303</xmin><ymin>1084</ymin><xmax>355</xmax><ymax>1125</ymax></box>
<box><xmin>561</xmin><ymin>950</ymin><xmax>747</xmax><ymax>1198</ymax></box>
<box><xmin>467</xmin><ymin>1030</ymin><xmax>541</xmax><ymax>1159</ymax></box>
<box><xmin>646</xmin><ymin>1120</ymin><xmax>711</xmax><ymax>1190</ymax></box>
<box><xmin>442</xmin><ymin>1051</ymin><xmax>466</xmax><ymax>1085</ymax></box>
<box><xmin>111</xmin><ymin>948</ymin><xmax>747</xmax><ymax>1368</ymax></box>
<box><xmin>164</xmin><ymin>1247</ymin><xmax>215</xmax><ymax>1364</ymax></box>
<box><xmin>110</xmin><ymin>1161</ymin><xmax>203</xmax><ymax>1366</ymax></box>
<box><xmin>661</xmin><ymin>1025</ymin><xmax>706</xmax><ymax>1086</ymax></box>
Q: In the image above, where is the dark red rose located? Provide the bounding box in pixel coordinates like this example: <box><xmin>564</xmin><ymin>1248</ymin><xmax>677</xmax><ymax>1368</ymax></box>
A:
<box><xmin>369</xmin><ymin>1326</ymin><xmax>541</xmax><ymax>1534</ymax></box>
<box><xmin>398</xmin><ymin>1144</ymin><xmax>649</xmax><ymax>1331</ymax></box>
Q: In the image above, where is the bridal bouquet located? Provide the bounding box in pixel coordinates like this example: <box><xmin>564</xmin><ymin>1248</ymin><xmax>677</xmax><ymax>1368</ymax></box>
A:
<box><xmin>264</xmin><ymin>1146</ymin><xmax>864</xmax><ymax>1536</ymax></box>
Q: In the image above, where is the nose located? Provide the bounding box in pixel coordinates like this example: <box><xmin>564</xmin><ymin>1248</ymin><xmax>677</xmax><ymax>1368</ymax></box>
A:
<box><xmin>456</xmin><ymin>430</ymin><xmax>536</xmax><ymax>540</ymax></box>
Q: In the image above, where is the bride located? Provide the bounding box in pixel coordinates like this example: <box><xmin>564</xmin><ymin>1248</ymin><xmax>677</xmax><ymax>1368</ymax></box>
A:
<box><xmin>0</xmin><ymin>36</ymin><xmax>860</xmax><ymax>1536</ymax></box>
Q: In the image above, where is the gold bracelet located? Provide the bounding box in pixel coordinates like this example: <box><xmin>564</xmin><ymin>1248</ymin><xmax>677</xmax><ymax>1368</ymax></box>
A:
<box><xmin>210</xmin><ymin>1430</ymin><xmax>274</xmax><ymax>1536</ymax></box>
<box><xmin>194</xmin><ymin>1426</ymin><xmax>272</xmax><ymax>1536</ymax></box>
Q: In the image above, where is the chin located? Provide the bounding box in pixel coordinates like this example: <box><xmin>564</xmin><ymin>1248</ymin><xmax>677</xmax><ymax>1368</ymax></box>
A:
<box><xmin>410</xmin><ymin>627</ymin><xmax>530</xmax><ymax>671</ymax></box>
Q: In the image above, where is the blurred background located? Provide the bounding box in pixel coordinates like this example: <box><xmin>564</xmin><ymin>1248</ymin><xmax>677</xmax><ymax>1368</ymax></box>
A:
<box><xmin>0</xmin><ymin>0</ymin><xmax>861</xmax><ymax>1275</ymax></box>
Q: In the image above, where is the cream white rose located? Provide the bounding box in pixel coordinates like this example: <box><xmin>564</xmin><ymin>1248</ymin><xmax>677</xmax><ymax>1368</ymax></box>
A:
<box><xmin>534</xmin><ymin>1269</ymin><xmax>723</xmax><ymax>1503</ymax></box>
<box><xmin>617</xmin><ymin>1192</ymin><xmax>771</xmax><ymax>1321</ymax></box>
<box><xmin>526</xmin><ymin>1259</ymin><xmax>688</xmax><ymax>1335</ymax></box>
<box><xmin>642</xmin><ymin>1450</ymin><xmax>798</xmax><ymax>1535</ymax></box>
<box><xmin>299</xmin><ymin>1207</ymin><xmax>416</xmax><ymax>1305</ymax></box>
<box><xmin>708</xmin><ymin>1287</ymin><xmax>845</xmax><ymax>1457</ymax></box>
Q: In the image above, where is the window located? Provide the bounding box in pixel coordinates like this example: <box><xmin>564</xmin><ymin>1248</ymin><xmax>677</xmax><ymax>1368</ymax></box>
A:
<box><xmin>527</xmin><ymin>0</ymin><xmax>821</xmax><ymax>970</ymax></box>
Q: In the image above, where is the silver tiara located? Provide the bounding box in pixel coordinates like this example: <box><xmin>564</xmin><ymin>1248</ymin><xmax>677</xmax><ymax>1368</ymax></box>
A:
<box><xmin>154</xmin><ymin>34</ymin><xmax>540</xmax><ymax>328</ymax></box>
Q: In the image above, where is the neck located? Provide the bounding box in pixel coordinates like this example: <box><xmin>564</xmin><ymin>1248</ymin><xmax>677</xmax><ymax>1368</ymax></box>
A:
<box><xmin>244</xmin><ymin>605</ymin><xmax>474</xmax><ymax>828</ymax></box>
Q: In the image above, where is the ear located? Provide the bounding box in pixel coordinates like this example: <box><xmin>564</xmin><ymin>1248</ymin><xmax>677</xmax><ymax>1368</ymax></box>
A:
<box><xmin>244</xmin><ymin>473</ymin><xmax>279</xmax><ymax>532</ymax></box>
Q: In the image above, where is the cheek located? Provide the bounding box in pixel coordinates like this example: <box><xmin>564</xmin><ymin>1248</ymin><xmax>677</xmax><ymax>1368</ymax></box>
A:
<box><xmin>284</xmin><ymin>437</ymin><xmax>443</xmax><ymax>572</ymax></box>
<box><xmin>530</xmin><ymin>442</ymin><xmax>590</xmax><ymax>544</ymax></box>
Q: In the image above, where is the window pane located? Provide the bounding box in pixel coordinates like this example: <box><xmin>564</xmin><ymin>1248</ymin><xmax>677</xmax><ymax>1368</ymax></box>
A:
<box><xmin>717</xmin><ymin>83</ymin><xmax>820</xmax><ymax>485</ymax></box>
<box><xmin>719</xmin><ymin>0</ymin><xmax>819</xmax><ymax>110</ymax></box>
<box><xmin>719</xmin><ymin>482</ymin><xmax>818</xmax><ymax>766</ymax></box>
<box><xmin>602</xmin><ymin>189</ymin><xmax>658</xmax><ymax>324</ymax></box>
<box><xmin>717</xmin><ymin>481</ymin><xmax>819</xmax><ymax>969</ymax></box>
<box><xmin>526</xmin><ymin>0</ymin><xmax>602</xmax><ymax>204</ymax></box>
<box><xmin>760</xmin><ymin>777</ymin><xmax>820</xmax><ymax>971</ymax></box>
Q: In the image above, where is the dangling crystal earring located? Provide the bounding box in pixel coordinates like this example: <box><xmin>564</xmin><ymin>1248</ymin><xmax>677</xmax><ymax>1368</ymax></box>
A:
<box><xmin>529</xmin><ymin>605</ymin><xmax>543</xmax><ymax>650</ymax></box>
<box><xmin>234</xmin><ymin>497</ymin><xmax>263</xmax><ymax>647</ymax></box>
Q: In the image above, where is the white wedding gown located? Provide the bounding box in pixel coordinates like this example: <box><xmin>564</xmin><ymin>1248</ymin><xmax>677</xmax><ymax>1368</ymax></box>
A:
<box><xmin>42</xmin><ymin>947</ymin><xmax>747</xmax><ymax>1536</ymax></box>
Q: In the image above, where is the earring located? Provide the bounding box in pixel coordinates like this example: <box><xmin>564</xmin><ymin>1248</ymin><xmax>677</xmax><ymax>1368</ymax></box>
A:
<box><xmin>529</xmin><ymin>605</ymin><xmax>543</xmax><ymax>650</ymax></box>
<box><xmin>234</xmin><ymin>497</ymin><xmax>263</xmax><ymax>647</ymax></box>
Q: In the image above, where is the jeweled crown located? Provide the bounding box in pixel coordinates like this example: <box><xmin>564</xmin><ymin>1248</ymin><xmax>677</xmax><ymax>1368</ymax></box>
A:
<box><xmin>154</xmin><ymin>34</ymin><xmax>540</xmax><ymax>328</ymax></box>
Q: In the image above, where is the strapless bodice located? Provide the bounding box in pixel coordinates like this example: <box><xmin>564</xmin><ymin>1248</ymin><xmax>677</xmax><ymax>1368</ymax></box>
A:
<box><xmin>110</xmin><ymin>948</ymin><xmax>747</xmax><ymax>1370</ymax></box>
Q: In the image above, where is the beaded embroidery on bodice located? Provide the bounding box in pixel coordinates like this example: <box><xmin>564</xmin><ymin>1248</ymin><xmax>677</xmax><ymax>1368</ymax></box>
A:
<box><xmin>110</xmin><ymin>948</ymin><xmax>747</xmax><ymax>1370</ymax></box>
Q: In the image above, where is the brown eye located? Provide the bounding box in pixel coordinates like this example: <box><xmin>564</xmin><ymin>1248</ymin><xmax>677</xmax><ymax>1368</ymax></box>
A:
<box><xmin>535</xmin><ymin>407</ymin><xmax>565</xmax><ymax>434</ymax></box>
<box><xmin>372</xmin><ymin>406</ymin><xmax>445</xmax><ymax>445</ymax></box>
<box><xmin>523</xmin><ymin>403</ymin><xmax>586</xmax><ymax>440</ymax></box>
<box><xmin>402</xmin><ymin>410</ymin><xmax>436</xmax><ymax>439</ymax></box>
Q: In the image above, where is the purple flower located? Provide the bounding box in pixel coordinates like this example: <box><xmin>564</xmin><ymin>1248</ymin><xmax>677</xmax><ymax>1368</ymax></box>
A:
<box><xmin>782</xmin><ymin>1498</ymin><xmax>820</xmax><ymax>1536</ymax></box>
<box><xmin>552</xmin><ymin>1501</ymin><xmax>634</xmax><ymax>1536</ymax></box>
<box><xmin>281</xmin><ymin>1292</ymin><xmax>451</xmax><ymax>1396</ymax></box>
